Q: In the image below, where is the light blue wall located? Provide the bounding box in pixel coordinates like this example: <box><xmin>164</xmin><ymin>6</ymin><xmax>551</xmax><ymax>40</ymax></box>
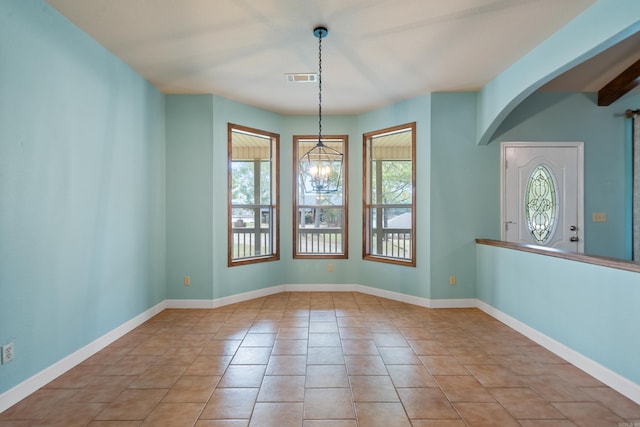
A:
<box><xmin>477</xmin><ymin>244</ymin><xmax>640</xmax><ymax>385</ymax></box>
<box><xmin>492</xmin><ymin>91</ymin><xmax>640</xmax><ymax>259</ymax></box>
<box><xmin>166</xmin><ymin>95</ymin><xmax>214</xmax><ymax>299</ymax></box>
<box><xmin>0</xmin><ymin>2</ymin><xmax>166</xmax><ymax>394</ymax></box>
<box><xmin>430</xmin><ymin>93</ymin><xmax>500</xmax><ymax>299</ymax></box>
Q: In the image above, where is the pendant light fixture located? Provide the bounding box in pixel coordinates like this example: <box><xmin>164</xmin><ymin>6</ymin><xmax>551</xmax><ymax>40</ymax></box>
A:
<box><xmin>299</xmin><ymin>26</ymin><xmax>343</xmax><ymax>194</ymax></box>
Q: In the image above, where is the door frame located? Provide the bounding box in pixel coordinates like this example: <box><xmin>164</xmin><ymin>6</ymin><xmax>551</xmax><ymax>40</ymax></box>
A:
<box><xmin>500</xmin><ymin>141</ymin><xmax>584</xmax><ymax>252</ymax></box>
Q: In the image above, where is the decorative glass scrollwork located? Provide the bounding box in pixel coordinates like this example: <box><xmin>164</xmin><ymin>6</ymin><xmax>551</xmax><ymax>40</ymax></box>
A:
<box><xmin>525</xmin><ymin>165</ymin><xmax>557</xmax><ymax>244</ymax></box>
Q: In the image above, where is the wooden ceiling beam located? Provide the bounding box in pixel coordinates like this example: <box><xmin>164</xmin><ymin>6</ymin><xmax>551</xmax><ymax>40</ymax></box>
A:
<box><xmin>597</xmin><ymin>57</ymin><xmax>640</xmax><ymax>106</ymax></box>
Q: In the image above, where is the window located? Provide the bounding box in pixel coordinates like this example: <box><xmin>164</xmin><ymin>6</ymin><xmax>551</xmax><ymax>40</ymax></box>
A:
<box><xmin>228</xmin><ymin>124</ymin><xmax>279</xmax><ymax>266</ymax></box>
<box><xmin>363</xmin><ymin>123</ymin><xmax>416</xmax><ymax>266</ymax></box>
<box><xmin>294</xmin><ymin>135</ymin><xmax>348</xmax><ymax>258</ymax></box>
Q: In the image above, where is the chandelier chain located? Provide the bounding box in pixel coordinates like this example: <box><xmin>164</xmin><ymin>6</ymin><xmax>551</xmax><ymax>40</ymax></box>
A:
<box><xmin>318</xmin><ymin>33</ymin><xmax>322</xmax><ymax>143</ymax></box>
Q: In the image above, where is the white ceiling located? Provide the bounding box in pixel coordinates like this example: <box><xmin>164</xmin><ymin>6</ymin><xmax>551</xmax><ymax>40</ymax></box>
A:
<box><xmin>47</xmin><ymin>0</ymin><xmax>603</xmax><ymax>115</ymax></box>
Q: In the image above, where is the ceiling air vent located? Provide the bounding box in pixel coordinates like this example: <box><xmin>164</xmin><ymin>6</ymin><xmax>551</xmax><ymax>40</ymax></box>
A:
<box><xmin>285</xmin><ymin>73</ymin><xmax>317</xmax><ymax>83</ymax></box>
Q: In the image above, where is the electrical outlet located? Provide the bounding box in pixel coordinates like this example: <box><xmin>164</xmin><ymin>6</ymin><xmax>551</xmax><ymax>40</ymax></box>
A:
<box><xmin>183</xmin><ymin>276</ymin><xmax>191</xmax><ymax>286</ymax></box>
<box><xmin>327</xmin><ymin>264</ymin><xmax>333</xmax><ymax>272</ymax></box>
<box><xmin>2</xmin><ymin>342</ymin><xmax>14</xmax><ymax>364</ymax></box>
<box><xmin>449</xmin><ymin>275</ymin><xmax>456</xmax><ymax>286</ymax></box>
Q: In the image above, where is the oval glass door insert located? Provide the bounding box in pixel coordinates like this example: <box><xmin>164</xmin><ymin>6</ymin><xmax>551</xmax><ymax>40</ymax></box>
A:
<box><xmin>525</xmin><ymin>164</ymin><xmax>557</xmax><ymax>244</ymax></box>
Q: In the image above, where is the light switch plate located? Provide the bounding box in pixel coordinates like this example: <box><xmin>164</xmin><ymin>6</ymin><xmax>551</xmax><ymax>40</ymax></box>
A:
<box><xmin>592</xmin><ymin>212</ymin><xmax>606</xmax><ymax>223</ymax></box>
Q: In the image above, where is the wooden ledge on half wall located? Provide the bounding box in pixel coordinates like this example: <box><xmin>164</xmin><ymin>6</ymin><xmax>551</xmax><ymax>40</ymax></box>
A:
<box><xmin>475</xmin><ymin>239</ymin><xmax>640</xmax><ymax>274</ymax></box>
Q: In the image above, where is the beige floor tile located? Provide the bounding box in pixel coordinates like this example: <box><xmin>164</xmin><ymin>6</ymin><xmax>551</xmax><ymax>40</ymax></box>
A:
<box><xmin>257</xmin><ymin>375</ymin><xmax>305</xmax><ymax>402</ymax></box>
<box><xmin>396</xmin><ymin>388</ymin><xmax>459</xmax><ymax>419</ymax></box>
<box><xmin>367</xmin><ymin>321</ymin><xmax>399</xmax><ymax>334</ymax></box>
<box><xmin>307</xmin><ymin>347</ymin><xmax>345</xmax><ymax>365</ymax></box>
<box><xmin>464</xmin><ymin>364</ymin><xmax>526</xmax><ymax>387</ymax></box>
<box><xmin>86</xmin><ymin>421</ymin><xmax>144</xmax><ymax>426</ymax></box>
<box><xmin>217</xmin><ymin>365</ymin><xmax>266</xmax><ymax>388</ymax></box>
<box><xmin>272</xmin><ymin>339</ymin><xmax>308</xmax><ymax>355</ymax></box>
<box><xmin>310</xmin><ymin>310</ymin><xmax>337</xmax><ymax>321</ymax></box>
<box><xmin>37</xmin><ymin>402</ymin><xmax>106</xmax><ymax>426</ymax></box>
<box><xmin>141</xmin><ymin>402</ymin><xmax>204</xmax><ymax>426</ymax></box>
<box><xmin>162</xmin><ymin>375</ymin><xmax>220</xmax><ymax>403</ymax></box>
<box><xmin>194</xmin><ymin>420</ymin><xmax>249</xmax><ymax>427</ymax></box>
<box><xmin>386</xmin><ymin>364</ymin><xmax>437</xmax><ymax>387</ymax></box>
<box><xmin>453</xmin><ymin>402</ymin><xmax>520</xmax><ymax>427</ymax></box>
<box><xmin>81</xmin><ymin>346</ymin><xmax>132</xmax><ymax>367</ymax></box>
<box><xmin>349</xmin><ymin>376</ymin><xmax>399</xmax><ymax>402</ymax></box>
<box><xmin>199</xmin><ymin>388</ymin><xmax>258</xmax><ymax>419</ymax></box>
<box><xmin>72</xmin><ymin>376</ymin><xmax>133</xmax><ymax>403</ymax></box>
<box><xmin>397</xmin><ymin>327</ymin><xmax>435</xmax><ymax>340</ymax></box>
<box><xmin>304</xmin><ymin>388</ymin><xmax>355</xmax><ymax>420</ymax></box>
<box><xmin>100</xmin><ymin>355</ymin><xmax>159</xmax><ymax>376</ymax></box>
<box><xmin>525</xmin><ymin>375</ymin><xmax>593</xmax><ymax>402</ymax></box>
<box><xmin>306</xmin><ymin>364</ymin><xmax>349</xmax><ymax>388</ymax></box>
<box><xmin>420</xmin><ymin>356</ymin><xmax>469</xmax><ymax>375</ymax></box>
<box><xmin>153</xmin><ymin>347</ymin><xmax>203</xmax><ymax>365</ymax></box>
<box><xmin>434</xmin><ymin>375</ymin><xmax>495</xmax><ymax>402</ymax></box>
<box><xmin>372</xmin><ymin>333</ymin><xmax>408</xmax><ymax>347</ymax></box>
<box><xmin>214</xmin><ymin>327</ymin><xmax>248</xmax><ymax>340</ymax></box>
<box><xmin>341</xmin><ymin>339</ymin><xmax>379</xmax><ymax>355</ymax></box>
<box><xmin>266</xmin><ymin>355</ymin><xmax>308</xmax><ymax>375</ymax></box>
<box><xmin>378</xmin><ymin>347</ymin><xmax>421</xmax><ymax>365</ymax></box>
<box><xmin>580</xmin><ymin>386</ymin><xmax>640</xmax><ymax>419</ymax></box>
<box><xmin>184</xmin><ymin>355</ymin><xmax>232</xmax><ymax>376</ymax></box>
<box><xmin>516</xmin><ymin>421</ymin><xmax>577</xmax><ymax>427</ymax></box>
<box><xmin>344</xmin><ymin>355</ymin><xmax>387</xmax><ymax>375</ymax></box>
<box><xmin>240</xmin><ymin>333</ymin><xmax>276</xmax><ymax>347</ymax></box>
<box><xmin>248</xmin><ymin>321</ymin><xmax>280</xmax><ymax>333</ymax></box>
<box><xmin>277</xmin><ymin>327</ymin><xmax>309</xmax><ymax>340</ymax></box>
<box><xmin>201</xmin><ymin>340</ymin><xmax>241</xmax><ymax>356</ymax></box>
<box><xmin>308</xmin><ymin>333</ymin><xmax>342</xmax><ymax>347</ymax></box>
<box><xmin>94</xmin><ymin>389</ymin><xmax>167</xmax><ymax>421</ymax></box>
<box><xmin>409</xmin><ymin>421</ymin><xmax>466</xmax><ymax>427</ymax></box>
<box><xmin>303</xmin><ymin>420</ymin><xmax>358</xmax><ymax>427</ymax></box>
<box><xmin>408</xmin><ymin>340</ymin><xmax>449</xmax><ymax>356</ymax></box>
<box><xmin>230</xmin><ymin>347</ymin><xmax>272</xmax><ymax>364</ymax></box>
<box><xmin>249</xmin><ymin>402</ymin><xmax>303</xmax><ymax>427</ymax></box>
<box><xmin>339</xmin><ymin>327</ymin><xmax>371</xmax><ymax>340</ymax></box>
<box><xmin>544</xmin><ymin>363</ymin><xmax>604</xmax><ymax>387</ymax></box>
<box><xmin>491</xmin><ymin>354</ymin><xmax>551</xmax><ymax>376</ymax></box>
<box><xmin>129</xmin><ymin>365</ymin><xmax>185</xmax><ymax>389</ymax></box>
<box><xmin>489</xmin><ymin>387</ymin><xmax>565</xmax><ymax>419</ymax></box>
<box><xmin>552</xmin><ymin>402</ymin><xmax>626</xmax><ymax>427</ymax></box>
<box><xmin>309</xmin><ymin>321</ymin><xmax>339</xmax><ymax>333</ymax></box>
<box><xmin>354</xmin><ymin>402</ymin><xmax>411</xmax><ymax>427</ymax></box>
<box><xmin>45</xmin><ymin>365</ymin><xmax>105</xmax><ymax>389</ymax></box>
<box><xmin>336</xmin><ymin>317</ymin><xmax>367</xmax><ymax>328</ymax></box>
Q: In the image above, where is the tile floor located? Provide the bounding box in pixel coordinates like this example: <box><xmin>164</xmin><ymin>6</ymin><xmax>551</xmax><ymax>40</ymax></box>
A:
<box><xmin>1</xmin><ymin>292</ymin><xmax>639</xmax><ymax>426</ymax></box>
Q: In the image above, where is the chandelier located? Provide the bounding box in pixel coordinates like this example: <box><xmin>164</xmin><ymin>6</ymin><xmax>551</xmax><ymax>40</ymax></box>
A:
<box><xmin>299</xmin><ymin>26</ymin><xmax>344</xmax><ymax>194</ymax></box>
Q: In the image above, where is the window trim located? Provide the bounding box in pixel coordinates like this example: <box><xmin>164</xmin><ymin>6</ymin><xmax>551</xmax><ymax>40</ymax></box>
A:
<box><xmin>293</xmin><ymin>134</ymin><xmax>349</xmax><ymax>259</ymax></box>
<box><xmin>362</xmin><ymin>122</ymin><xmax>416</xmax><ymax>266</ymax></box>
<box><xmin>228</xmin><ymin>123</ymin><xmax>280</xmax><ymax>266</ymax></box>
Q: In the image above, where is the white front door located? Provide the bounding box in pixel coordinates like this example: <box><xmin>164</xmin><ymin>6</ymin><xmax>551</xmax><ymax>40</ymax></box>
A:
<box><xmin>501</xmin><ymin>142</ymin><xmax>584</xmax><ymax>253</ymax></box>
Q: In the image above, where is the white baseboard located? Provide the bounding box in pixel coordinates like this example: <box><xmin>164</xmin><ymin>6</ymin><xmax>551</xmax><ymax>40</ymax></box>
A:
<box><xmin>0</xmin><ymin>301</ymin><xmax>166</xmax><ymax>414</ymax></box>
<box><xmin>476</xmin><ymin>300</ymin><xmax>640</xmax><ymax>405</ymax></box>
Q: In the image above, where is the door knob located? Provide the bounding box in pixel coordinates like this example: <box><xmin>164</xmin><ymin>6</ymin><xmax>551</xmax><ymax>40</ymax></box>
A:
<box><xmin>570</xmin><ymin>236</ymin><xmax>579</xmax><ymax>242</ymax></box>
<box><xmin>570</xmin><ymin>225</ymin><xmax>577</xmax><ymax>231</ymax></box>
